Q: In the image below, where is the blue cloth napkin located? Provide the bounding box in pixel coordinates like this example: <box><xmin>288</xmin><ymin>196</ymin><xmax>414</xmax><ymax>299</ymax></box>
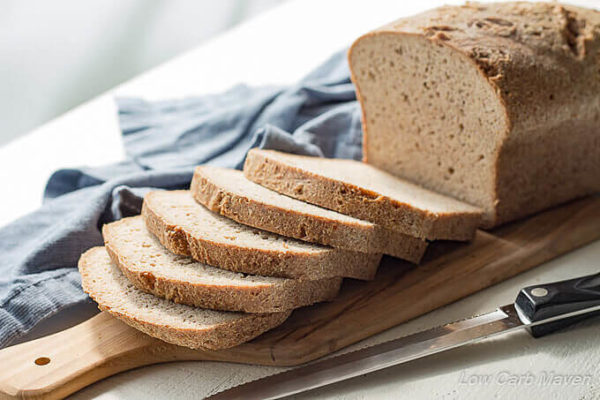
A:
<box><xmin>0</xmin><ymin>49</ymin><xmax>364</xmax><ymax>348</ymax></box>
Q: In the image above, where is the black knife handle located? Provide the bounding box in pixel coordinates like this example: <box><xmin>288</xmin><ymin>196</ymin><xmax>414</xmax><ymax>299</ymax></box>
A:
<box><xmin>515</xmin><ymin>272</ymin><xmax>600</xmax><ymax>337</ymax></box>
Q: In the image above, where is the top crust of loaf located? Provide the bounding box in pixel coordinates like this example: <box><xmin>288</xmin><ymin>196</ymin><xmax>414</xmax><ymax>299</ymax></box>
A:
<box><xmin>363</xmin><ymin>2</ymin><xmax>600</xmax><ymax>129</ymax></box>
<box><xmin>244</xmin><ymin>149</ymin><xmax>481</xmax><ymax>240</ymax></box>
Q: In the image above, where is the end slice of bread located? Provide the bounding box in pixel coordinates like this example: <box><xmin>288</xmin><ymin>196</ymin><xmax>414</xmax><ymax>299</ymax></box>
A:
<box><xmin>103</xmin><ymin>216</ymin><xmax>342</xmax><ymax>313</ymax></box>
<box><xmin>142</xmin><ymin>190</ymin><xmax>381</xmax><ymax>280</ymax></box>
<box><xmin>78</xmin><ymin>247</ymin><xmax>290</xmax><ymax>350</ymax></box>
<box><xmin>244</xmin><ymin>149</ymin><xmax>482</xmax><ymax>240</ymax></box>
<box><xmin>191</xmin><ymin>166</ymin><xmax>427</xmax><ymax>262</ymax></box>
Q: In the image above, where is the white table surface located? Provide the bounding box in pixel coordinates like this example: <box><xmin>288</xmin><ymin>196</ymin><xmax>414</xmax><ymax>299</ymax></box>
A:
<box><xmin>2</xmin><ymin>0</ymin><xmax>599</xmax><ymax>398</ymax></box>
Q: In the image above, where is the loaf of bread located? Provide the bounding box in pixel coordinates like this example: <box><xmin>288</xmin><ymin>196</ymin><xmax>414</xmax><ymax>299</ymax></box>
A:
<box><xmin>349</xmin><ymin>2</ymin><xmax>600</xmax><ymax>227</ymax></box>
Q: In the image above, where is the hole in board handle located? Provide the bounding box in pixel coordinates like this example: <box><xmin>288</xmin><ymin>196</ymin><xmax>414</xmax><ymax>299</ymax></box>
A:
<box><xmin>35</xmin><ymin>357</ymin><xmax>51</xmax><ymax>366</ymax></box>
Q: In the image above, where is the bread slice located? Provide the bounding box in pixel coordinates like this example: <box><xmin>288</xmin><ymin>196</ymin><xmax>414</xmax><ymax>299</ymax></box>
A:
<box><xmin>143</xmin><ymin>190</ymin><xmax>380</xmax><ymax>280</ymax></box>
<box><xmin>78</xmin><ymin>247</ymin><xmax>290</xmax><ymax>350</ymax></box>
<box><xmin>103</xmin><ymin>216</ymin><xmax>342</xmax><ymax>313</ymax></box>
<box><xmin>191</xmin><ymin>166</ymin><xmax>427</xmax><ymax>261</ymax></box>
<box><xmin>244</xmin><ymin>149</ymin><xmax>482</xmax><ymax>240</ymax></box>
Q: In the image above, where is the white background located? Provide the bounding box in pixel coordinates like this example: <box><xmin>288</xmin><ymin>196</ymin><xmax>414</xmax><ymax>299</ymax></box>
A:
<box><xmin>0</xmin><ymin>0</ymin><xmax>284</xmax><ymax>146</ymax></box>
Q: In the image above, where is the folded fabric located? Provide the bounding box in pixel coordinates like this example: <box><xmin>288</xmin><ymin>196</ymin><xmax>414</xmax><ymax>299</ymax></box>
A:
<box><xmin>0</xmin><ymin>49</ymin><xmax>364</xmax><ymax>348</ymax></box>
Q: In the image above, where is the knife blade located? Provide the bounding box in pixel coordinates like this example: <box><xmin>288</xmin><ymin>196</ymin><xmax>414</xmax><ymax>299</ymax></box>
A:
<box><xmin>209</xmin><ymin>272</ymin><xmax>600</xmax><ymax>400</ymax></box>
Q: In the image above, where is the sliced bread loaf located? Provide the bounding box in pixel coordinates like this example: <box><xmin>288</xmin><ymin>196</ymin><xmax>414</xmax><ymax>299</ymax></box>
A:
<box><xmin>143</xmin><ymin>190</ymin><xmax>380</xmax><ymax>280</ymax></box>
<box><xmin>349</xmin><ymin>3</ymin><xmax>600</xmax><ymax>227</ymax></box>
<box><xmin>78</xmin><ymin>247</ymin><xmax>290</xmax><ymax>350</ymax></box>
<box><xmin>244</xmin><ymin>149</ymin><xmax>482</xmax><ymax>240</ymax></box>
<box><xmin>191</xmin><ymin>166</ymin><xmax>427</xmax><ymax>262</ymax></box>
<box><xmin>103</xmin><ymin>216</ymin><xmax>342</xmax><ymax>313</ymax></box>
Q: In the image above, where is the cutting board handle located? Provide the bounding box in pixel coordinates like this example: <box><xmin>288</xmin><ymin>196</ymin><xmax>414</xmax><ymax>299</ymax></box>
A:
<box><xmin>0</xmin><ymin>312</ymin><xmax>179</xmax><ymax>400</ymax></box>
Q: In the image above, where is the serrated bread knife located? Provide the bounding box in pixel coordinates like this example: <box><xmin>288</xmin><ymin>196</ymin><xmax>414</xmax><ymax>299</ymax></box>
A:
<box><xmin>210</xmin><ymin>272</ymin><xmax>600</xmax><ymax>400</ymax></box>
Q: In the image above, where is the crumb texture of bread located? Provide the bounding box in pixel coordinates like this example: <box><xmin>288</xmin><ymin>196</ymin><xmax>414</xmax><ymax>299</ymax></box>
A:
<box><xmin>244</xmin><ymin>149</ymin><xmax>481</xmax><ymax>240</ymax></box>
<box><xmin>191</xmin><ymin>166</ymin><xmax>427</xmax><ymax>261</ymax></box>
<box><xmin>142</xmin><ymin>190</ymin><xmax>381</xmax><ymax>279</ymax></box>
<box><xmin>78</xmin><ymin>247</ymin><xmax>290</xmax><ymax>350</ymax></box>
<box><xmin>103</xmin><ymin>216</ymin><xmax>342</xmax><ymax>312</ymax></box>
<box><xmin>349</xmin><ymin>2</ymin><xmax>600</xmax><ymax>227</ymax></box>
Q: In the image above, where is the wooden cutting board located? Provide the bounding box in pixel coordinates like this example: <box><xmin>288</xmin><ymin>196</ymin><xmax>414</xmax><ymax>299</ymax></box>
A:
<box><xmin>1</xmin><ymin>196</ymin><xmax>599</xmax><ymax>400</ymax></box>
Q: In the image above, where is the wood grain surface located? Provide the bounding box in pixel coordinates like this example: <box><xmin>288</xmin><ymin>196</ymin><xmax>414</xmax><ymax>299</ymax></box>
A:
<box><xmin>1</xmin><ymin>195</ymin><xmax>599</xmax><ymax>399</ymax></box>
